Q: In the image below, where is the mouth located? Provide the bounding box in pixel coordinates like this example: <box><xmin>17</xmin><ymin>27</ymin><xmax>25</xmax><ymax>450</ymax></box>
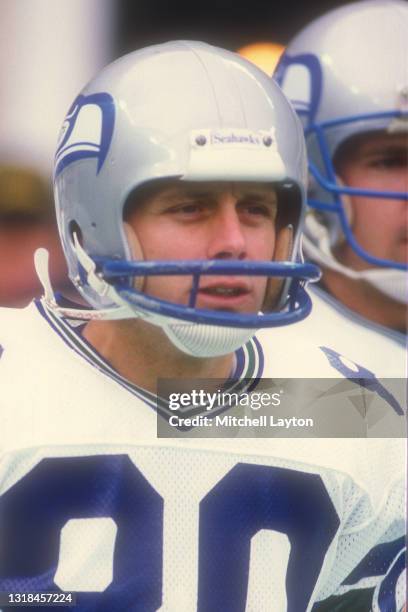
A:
<box><xmin>196</xmin><ymin>281</ymin><xmax>253</xmax><ymax>309</ymax></box>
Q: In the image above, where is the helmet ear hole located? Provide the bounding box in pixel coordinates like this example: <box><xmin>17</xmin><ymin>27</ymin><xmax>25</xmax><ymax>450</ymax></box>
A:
<box><xmin>275</xmin><ymin>182</ymin><xmax>301</xmax><ymax>239</ymax></box>
<box><xmin>68</xmin><ymin>220</ymin><xmax>83</xmax><ymax>247</ymax></box>
<box><xmin>263</xmin><ymin>224</ymin><xmax>294</xmax><ymax>311</ymax></box>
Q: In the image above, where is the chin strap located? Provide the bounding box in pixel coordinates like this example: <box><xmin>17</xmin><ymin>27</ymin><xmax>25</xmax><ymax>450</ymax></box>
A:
<box><xmin>34</xmin><ymin>246</ymin><xmax>132</xmax><ymax>321</ymax></box>
<box><xmin>34</xmin><ymin>248</ymin><xmax>58</xmax><ymax>305</ymax></box>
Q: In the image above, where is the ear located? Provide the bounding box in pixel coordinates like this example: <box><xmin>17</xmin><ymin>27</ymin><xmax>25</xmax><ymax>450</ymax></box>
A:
<box><xmin>123</xmin><ymin>222</ymin><xmax>145</xmax><ymax>290</ymax></box>
<box><xmin>262</xmin><ymin>224</ymin><xmax>294</xmax><ymax>311</ymax></box>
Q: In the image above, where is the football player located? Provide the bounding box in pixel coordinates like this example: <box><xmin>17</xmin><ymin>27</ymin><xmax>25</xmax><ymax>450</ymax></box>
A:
<box><xmin>274</xmin><ymin>0</ymin><xmax>407</xmax><ymax>376</ymax></box>
<box><xmin>0</xmin><ymin>41</ymin><xmax>405</xmax><ymax>611</ymax></box>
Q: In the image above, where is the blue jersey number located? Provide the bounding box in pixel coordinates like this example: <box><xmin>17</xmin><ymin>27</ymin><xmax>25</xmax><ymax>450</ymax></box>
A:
<box><xmin>0</xmin><ymin>455</ymin><xmax>339</xmax><ymax>611</ymax></box>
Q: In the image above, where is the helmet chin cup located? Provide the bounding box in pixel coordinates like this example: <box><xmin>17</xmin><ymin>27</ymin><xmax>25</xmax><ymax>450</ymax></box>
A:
<box><xmin>163</xmin><ymin>324</ymin><xmax>257</xmax><ymax>358</ymax></box>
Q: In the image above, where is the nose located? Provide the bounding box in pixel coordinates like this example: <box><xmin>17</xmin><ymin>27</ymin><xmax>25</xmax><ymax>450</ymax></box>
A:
<box><xmin>206</xmin><ymin>194</ymin><xmax>247</xmax><ymax>260</ymax></box>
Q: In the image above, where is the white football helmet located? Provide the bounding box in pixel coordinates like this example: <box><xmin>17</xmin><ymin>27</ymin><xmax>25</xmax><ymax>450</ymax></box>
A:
<box><xmin>274</xmin><ymin>0</ymin><xmax>408</xmax><ymax>303</ymax></box>
<box><xmin>44</xmin><ymin>41</ymin><xmax>319</xmax><ymax>357</ymax></box>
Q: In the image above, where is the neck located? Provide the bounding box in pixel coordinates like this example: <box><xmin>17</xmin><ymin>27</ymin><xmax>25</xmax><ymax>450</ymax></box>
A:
<box><xmin>321</xmin><ymin>267</ymin><xmax>407</xmax><ymax>334</ymax></box>
<box><xmin>82</xmin><ymin>318</ymin><xmax>235</xmax><ymax>394</ymax></box>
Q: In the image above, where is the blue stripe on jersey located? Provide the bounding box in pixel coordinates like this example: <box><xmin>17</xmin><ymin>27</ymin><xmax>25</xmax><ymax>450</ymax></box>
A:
<box><xmin>375</xmin><ymin>547</ymin><xmax>406</xmax><ymax>612</ymax></box>
<box><xmin>233</xmin><ymin>342</ymin><xmax>246</xmax><ymax>378</ymax></box>
<box><xmin>253</xmin><ymin>334</ymin><xmax>264</xmax><ymax>378</ymax></box>
<box><xmin>343</xmin><ymin>537</ymin><xmax>406</xmax><ymax>584</ymax></box>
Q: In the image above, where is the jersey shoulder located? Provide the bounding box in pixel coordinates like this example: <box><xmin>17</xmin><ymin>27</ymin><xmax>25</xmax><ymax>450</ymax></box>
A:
<box><xmin>256</xmin><ymin>285</ymin><xmax>406</xmax><ymax>378</ymax></box>
<box><xmin>0</xmin><ymin>303</ymin><xmax>43</xmax><ymax>371</ymax></box>
<box><xmin>308</xmin><ymin>285</ymin><xmax>406</xmax><ymax>375</ymax></box>
<box><xmin>0</xmin><ymin>303</ymin><xmax>30</xmax><ymax>337</ymax></box>
<box><xmin>0</xmin><ymin>300</ymin><xmax>158</xmax><ymax>455</ymax></box>
<box><xmin>0</xmin><ymin>301</ymin><xmax>57</xmax><ymax>366</ymax></box>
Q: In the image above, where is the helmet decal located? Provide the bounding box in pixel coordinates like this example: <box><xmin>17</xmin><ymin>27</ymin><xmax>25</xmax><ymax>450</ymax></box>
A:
<box><xmin>55</xmin><ymin>92</ymin><xmax>115</xmax><ymax>178</ymax></box>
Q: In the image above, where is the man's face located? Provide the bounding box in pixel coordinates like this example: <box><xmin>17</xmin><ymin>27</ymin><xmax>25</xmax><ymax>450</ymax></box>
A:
<box><xmin>334</xmin><ymin>132</ymin><xmax>408</xmax><ymax>270</ymax></box>
<box><xmin>125</xmin><ymin>181</ymin><xmax>278</xmax><ymax>314</ymax></box>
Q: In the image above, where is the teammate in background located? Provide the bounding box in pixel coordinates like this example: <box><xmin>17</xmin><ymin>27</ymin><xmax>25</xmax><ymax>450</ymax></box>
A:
<box><xmin>273</xmin><ymin>4</ymin><xmax>407</xmax><ymax>608</ymax></box>
<box><xmin>274</xmin><ymin>0</ymin><xmax>407</xmax><ymax>376</ymax></box>
<box><xmin>0</xmin><ymin>42</ymin><xmax>405</xmax><ymax>611</ymax></box>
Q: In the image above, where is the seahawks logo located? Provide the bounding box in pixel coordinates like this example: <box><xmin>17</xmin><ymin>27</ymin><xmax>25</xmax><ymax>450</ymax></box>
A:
<box><xmin>54</xmin><ymin>92</ymin><xmax>115</xmax><ymax>178</ymax></box>
<box><xmin>320</xmin><ymin>345</ymin><xmax>404</xmax><ymax>415</ymax></box>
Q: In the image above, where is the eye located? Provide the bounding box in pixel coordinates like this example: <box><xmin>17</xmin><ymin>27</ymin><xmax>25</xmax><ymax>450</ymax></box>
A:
<box><xmin>167</xmin><ymin>200</ymin><xmax>208</xmax><ymax>218</ymax></box>
<box><xmin>179</xmin><ymin>203</ymin><xmax>203</xmax><ymax>214</ymax></box>
<box><xmin>247</xmin><ymin>204</ymin><xmax>272</xmax><ymax>216</ymax></box>
<box><xmin>368</xmin><ymin>151</ymin><xmax>408</xmax><ymax>170</ymax></box>
<box><xmin>238</xmin><ymin>198</ymin><xmax>277</xmax><ymax>219</ymax></box>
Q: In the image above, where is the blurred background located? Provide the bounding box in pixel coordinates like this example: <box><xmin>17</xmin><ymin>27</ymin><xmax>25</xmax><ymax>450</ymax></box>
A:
<box><xmin>0</xmin><ymin>0</ymin><xmax>356</xmax><ymax>307</ymax></box>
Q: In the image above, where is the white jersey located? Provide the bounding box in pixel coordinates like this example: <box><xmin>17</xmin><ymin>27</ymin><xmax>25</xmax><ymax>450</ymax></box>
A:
<box><xmin>0</xmin><ymin>300</ymin><xmax>406</xmax><ymax>612</ymax></box>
